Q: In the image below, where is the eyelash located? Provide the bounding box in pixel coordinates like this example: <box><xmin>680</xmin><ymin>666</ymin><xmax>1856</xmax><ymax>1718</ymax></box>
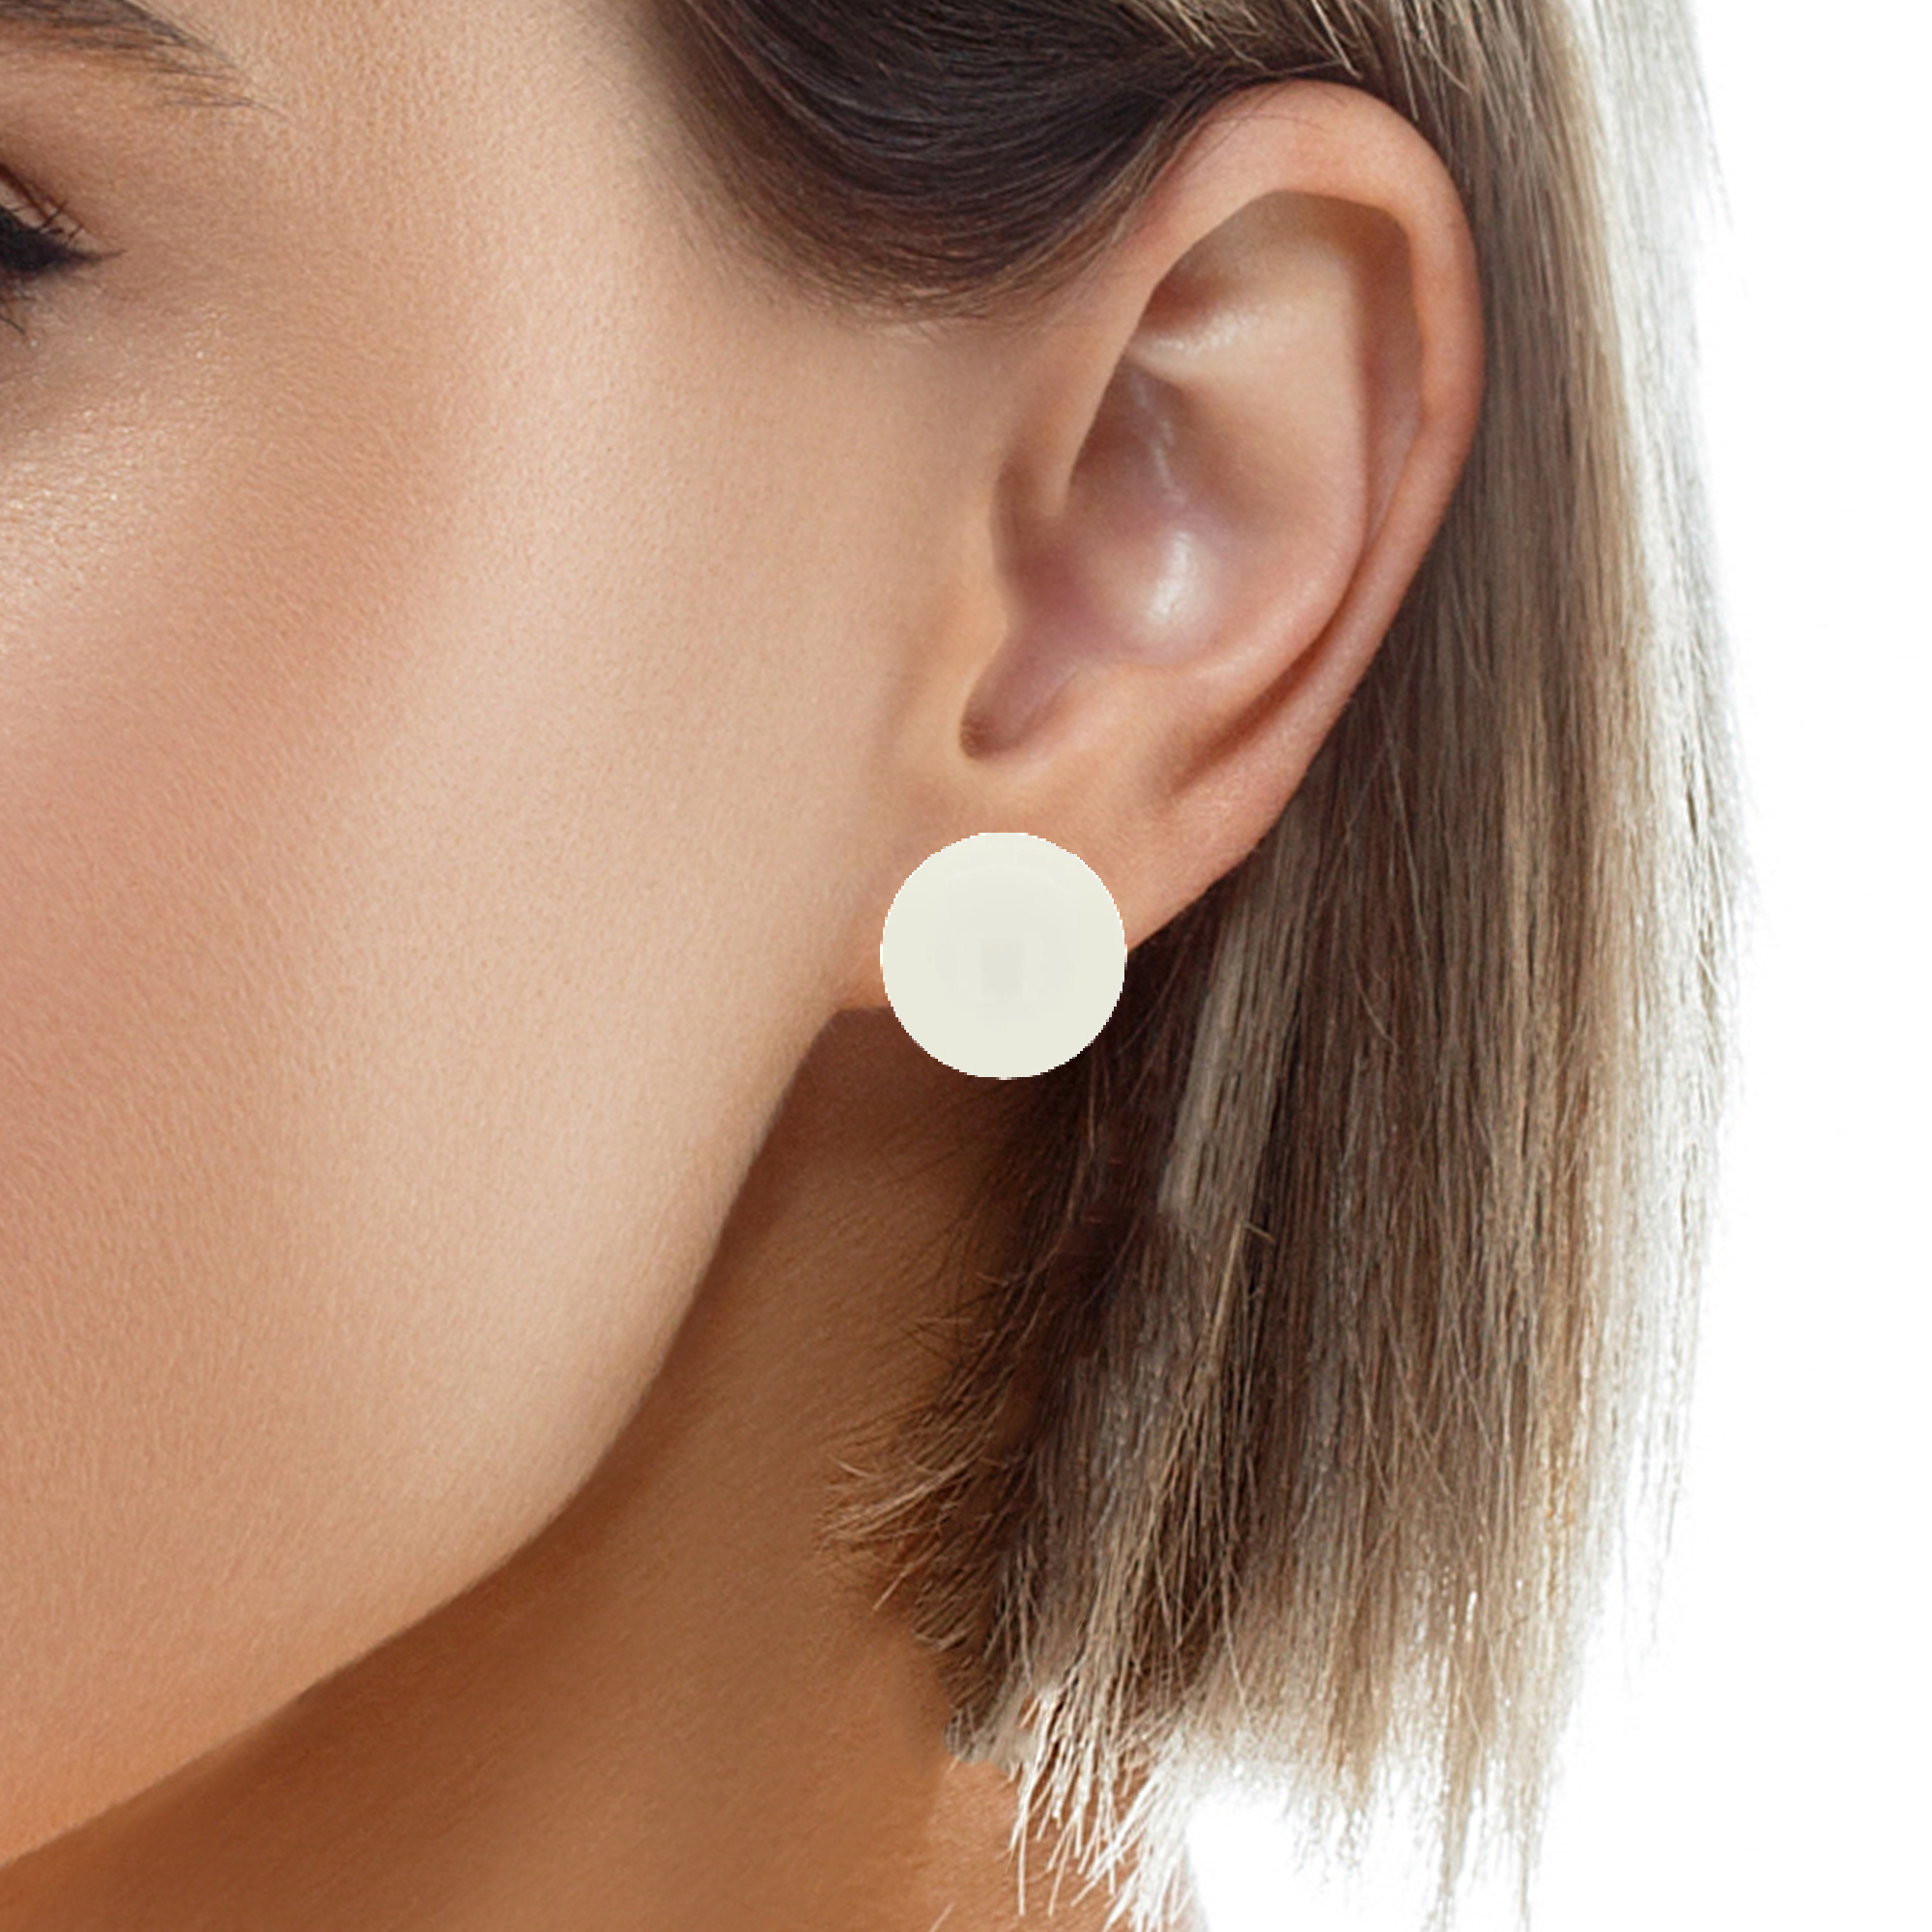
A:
<box><xmin>0</xmin><ymin>186</ymin><xmax>99</xmax><ymax>340</ymax></box>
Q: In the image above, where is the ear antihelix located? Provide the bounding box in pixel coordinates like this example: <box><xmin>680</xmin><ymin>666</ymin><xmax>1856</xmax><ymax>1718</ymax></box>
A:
<box><xmin>965</xmin><ymin>360</ymin><xmax>1233</xmax><ymax>757</ymax></box>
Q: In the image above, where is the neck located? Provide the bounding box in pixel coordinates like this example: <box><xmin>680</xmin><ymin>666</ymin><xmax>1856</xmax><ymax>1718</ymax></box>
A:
<box><xmin>0</xmin><ymin>1013</ymin><xmax>1153</xmax><ymax>1931</ymax></box>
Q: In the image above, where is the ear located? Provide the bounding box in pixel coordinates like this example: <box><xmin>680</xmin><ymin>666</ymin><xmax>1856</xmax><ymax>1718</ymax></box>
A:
<box><xmin>838</xmin><ymin>79</ymin><xmax>1482</xmax><ymax>1010</ymax></box>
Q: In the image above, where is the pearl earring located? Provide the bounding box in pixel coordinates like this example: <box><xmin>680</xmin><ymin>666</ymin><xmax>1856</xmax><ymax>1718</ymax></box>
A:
<box><xmin>880</xmin><ymin>833</ymin><xmax>1126</xmax><ymax>1080</ymax></box>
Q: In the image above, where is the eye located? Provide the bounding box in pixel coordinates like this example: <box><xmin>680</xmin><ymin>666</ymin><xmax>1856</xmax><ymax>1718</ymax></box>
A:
<box><xmin>0</xmin><ymin>171</ymin><xmax>108</xmax><ymax>341</ymax></box>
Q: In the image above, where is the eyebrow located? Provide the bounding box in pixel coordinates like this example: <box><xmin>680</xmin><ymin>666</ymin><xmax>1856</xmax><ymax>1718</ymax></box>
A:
<box><xmin>0</xmin><ymin>0</ymin><xmax>269</xmax><ymax>112</ymax></box>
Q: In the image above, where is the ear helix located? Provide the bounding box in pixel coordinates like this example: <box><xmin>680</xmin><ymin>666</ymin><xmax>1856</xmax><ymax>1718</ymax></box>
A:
<box><xmin>880</xmin><ymin>833</ymin><xmax>1126</xmax><ymax>1079</ymax></box>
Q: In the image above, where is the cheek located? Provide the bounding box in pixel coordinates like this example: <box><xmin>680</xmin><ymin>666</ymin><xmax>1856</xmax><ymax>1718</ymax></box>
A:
<box><xmin>0</xmin><ymin>303</ymin><xmax>777</xmax><ymax>1866</ymax></box>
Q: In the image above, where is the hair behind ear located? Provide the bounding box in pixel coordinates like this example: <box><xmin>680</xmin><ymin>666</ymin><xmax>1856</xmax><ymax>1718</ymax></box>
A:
<box><xmin>650</xmin><ymin>2</ymin><xmax>1746</xmax><ymax>1927</ymax></box>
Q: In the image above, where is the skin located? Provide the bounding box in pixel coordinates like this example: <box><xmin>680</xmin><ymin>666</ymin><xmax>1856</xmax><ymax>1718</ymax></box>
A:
<box><xmin>0</xmin><ymin>2</ymin><xmax>1483</xmax><ymax>1927</ymax></box>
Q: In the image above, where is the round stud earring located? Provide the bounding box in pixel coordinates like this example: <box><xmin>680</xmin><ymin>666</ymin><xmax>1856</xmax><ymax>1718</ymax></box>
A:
<box><xmin>880</xmin><ymin>832</ymin><xmax>1126</xmax><ymax>1080</ymax></box>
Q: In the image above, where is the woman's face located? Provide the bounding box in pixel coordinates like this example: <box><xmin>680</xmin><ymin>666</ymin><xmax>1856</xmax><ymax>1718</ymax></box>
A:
<box><xmin>0</xmin><ymin>0</ymin><xmax>963</xmax><ymax>1851</ymax></box>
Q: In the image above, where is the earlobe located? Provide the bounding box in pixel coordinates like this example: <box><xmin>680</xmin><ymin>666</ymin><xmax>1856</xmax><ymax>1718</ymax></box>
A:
<box><xmin>856</xmin><ymin>80</ymin><xmax>1482</xmax><ymax>1008</ymax></box>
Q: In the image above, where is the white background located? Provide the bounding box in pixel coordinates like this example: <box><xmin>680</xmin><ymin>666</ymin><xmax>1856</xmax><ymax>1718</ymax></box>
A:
<box><xmin>1188</xmin><ymin>0</ymin><xmax>1932</xmax><ymax>1925</ymax></box>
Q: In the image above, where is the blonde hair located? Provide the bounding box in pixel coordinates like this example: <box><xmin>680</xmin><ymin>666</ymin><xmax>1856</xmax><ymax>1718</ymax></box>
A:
<box><xmin>649</xmin><ymin>1</ymin><xmax>1746</xmax><ymax>1925</ymax></box>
